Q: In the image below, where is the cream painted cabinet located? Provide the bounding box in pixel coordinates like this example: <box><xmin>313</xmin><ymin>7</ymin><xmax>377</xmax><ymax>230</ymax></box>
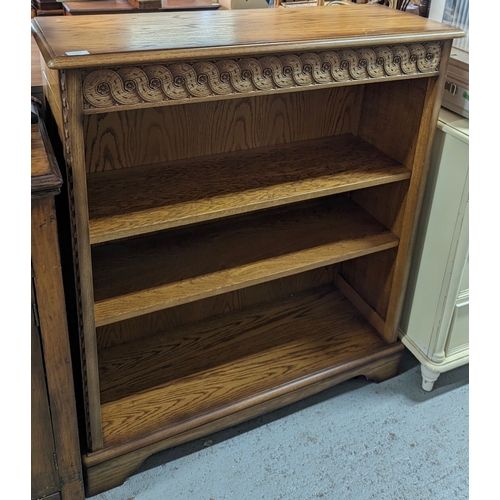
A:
<box><xmin>399</xmin><ymin>108</ymin><xmax>469</xmax><ymax>391</ymax></box>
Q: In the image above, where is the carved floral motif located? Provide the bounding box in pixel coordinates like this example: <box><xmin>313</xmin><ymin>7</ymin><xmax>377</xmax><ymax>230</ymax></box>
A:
<box><xmin>82</xmin><ymin>43</ymin><xmax>442</xmax><ymax>110</ymax></box>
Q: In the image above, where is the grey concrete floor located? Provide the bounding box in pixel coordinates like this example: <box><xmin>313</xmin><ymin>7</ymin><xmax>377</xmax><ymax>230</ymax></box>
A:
<box><xmin>88</xmin><ymin>349</ymin><xmax>469</xmax><ymax>500</ymax></box>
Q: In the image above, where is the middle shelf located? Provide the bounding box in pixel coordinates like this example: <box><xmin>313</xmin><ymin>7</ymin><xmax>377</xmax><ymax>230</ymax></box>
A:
<box><xmin>92</xmin><ymin>195</ymin><xmax>400</xmax><ymax>326</ymax></box>
<box><xmin>86</xmin><ymin>133</ymin><xmax>410</xmax><ymax>244</ymax></box>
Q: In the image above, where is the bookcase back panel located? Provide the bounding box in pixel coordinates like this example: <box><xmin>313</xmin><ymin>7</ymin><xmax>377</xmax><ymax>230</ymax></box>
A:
<box><xmin>83</xmin><ymin>86</ymin><xmax>363</xmax><ymax>173</ymax></box>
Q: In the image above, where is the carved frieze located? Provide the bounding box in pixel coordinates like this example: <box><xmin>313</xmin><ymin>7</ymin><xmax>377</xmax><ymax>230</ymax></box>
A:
<box><xmin>82</xmin><ymin>42</ymin><xmax>442</xmax><ymax>110</ymax></box>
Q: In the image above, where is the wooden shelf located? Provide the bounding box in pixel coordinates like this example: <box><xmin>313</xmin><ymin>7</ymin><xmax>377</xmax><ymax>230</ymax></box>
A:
<box><xmin>87</xmin><ymin>134</ymin><xmax>410</xmax><ymax>244</ymax></box>
<box><xmin>98</xmin><ymin>285</ymin><xmax>389</xmax><ymax>447</ymax></box>
<box><xmin>92</xmin><ymin>196</ymin><xmax>399</xmax><ymax>326</ymax></box>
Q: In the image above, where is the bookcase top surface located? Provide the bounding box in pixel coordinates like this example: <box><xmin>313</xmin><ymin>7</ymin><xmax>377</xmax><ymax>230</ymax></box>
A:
<box><xmin>32</xmin><ymin>4</ymin><xmax>464</xmax><ymax>69</ymax></box>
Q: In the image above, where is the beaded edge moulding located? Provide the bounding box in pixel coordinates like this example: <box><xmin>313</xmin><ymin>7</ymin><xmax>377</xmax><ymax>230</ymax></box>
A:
<box><xmin>82</xmin><ymin>43</ymin><xmax>442</xmax><ymax>110</ymax></box>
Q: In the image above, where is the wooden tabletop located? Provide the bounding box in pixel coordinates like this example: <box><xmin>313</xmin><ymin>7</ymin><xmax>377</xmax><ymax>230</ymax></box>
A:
<box><xmin>62</xmin><ymin>0</ymin><xmax>220</xmax><ymax>15</ymax></box>
<box><xmin>31</xmin><ymin>3</ymin><xmax>464</xmax><ymax>70</ymax></box>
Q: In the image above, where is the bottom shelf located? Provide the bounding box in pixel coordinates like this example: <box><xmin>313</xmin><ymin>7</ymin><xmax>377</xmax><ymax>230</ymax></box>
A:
<box><xmin>98</xmin><ymin>284</ymin><xmax>397</xmax><ymax>449</ymax></box>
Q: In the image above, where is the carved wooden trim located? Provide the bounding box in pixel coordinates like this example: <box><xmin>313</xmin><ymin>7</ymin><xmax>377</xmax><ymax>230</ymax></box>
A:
<box><xmin>82</xmin><ymin>42</ymin><xmax>442</xmax><ymax>111</ymax></box>
<box><xmin>60</xmin><ymin>69</ymin><xmax>94</xmax><ymax>451</ymax></box>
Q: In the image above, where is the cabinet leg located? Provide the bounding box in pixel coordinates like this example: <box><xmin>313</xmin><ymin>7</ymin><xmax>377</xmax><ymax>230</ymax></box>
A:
<box><xmin>421</xmin><ymin>364</ymin><xmax>440</xmax><ymax>391</ymax></box>
<box><xmin>84</xmin><ymin>453</ymin><xmax>149</xmax><ymax>497</ymax></box>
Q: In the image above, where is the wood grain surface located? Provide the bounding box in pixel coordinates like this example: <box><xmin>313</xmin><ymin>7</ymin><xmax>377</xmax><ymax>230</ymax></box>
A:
<box><xmin>31</xmin><ymin>4</ymin><xmax>464</xmax><ymax>69</ymax></box>
<box><xmin>85</xmin><ymin>341</ymin><xmax>404</xmax><ymax>496</ymax></box>
<box><xmin>31</xmin><ymin>107</ymin><xmax>62</xmax><ymax>197</ymax></box>
<box><xmin>96</xmin><ymin>266</ymin><xmax>338</xmax><ymax>349</ymax></box>
<box><xmin>31</xmin><ymin>36</ymin><xmax>43</xmax><ymax>88</ymax></box>
<box><xmin>30</xmin><ymin>1</ymin><xmax>461</xmax><ymax>488</ymax></box>
<box><xmin>99</xmin><ymin>285</ymin><xmax>388</xmax><ymax>446</ymax></box>
<box><xmin>32</xmin><ymin>197</ymin><xmax>86</xmax><ymax>499</ymax></box>
<box><xmin>63</xmin><ymin>0</ymin><xmax>220</xmax><ymax>14</ymax></box>
<box><xmin>31</xmin><ymin>300</ymin><xmax>60</xmax><ymax>499</ymax></box>
<box><xmin>83</xmin><ymin>87</ymin><xmax>360</xmax><ymax>173</ymax></box>
<box><xmin>92</xmin><ymin>196</ymin><xmax>399</xmax><ymax>325</ymax></box>
<box><xmin>87</xmin><ymin>134</ymin><xmax>410</xmax><ymax>243</ymax></box>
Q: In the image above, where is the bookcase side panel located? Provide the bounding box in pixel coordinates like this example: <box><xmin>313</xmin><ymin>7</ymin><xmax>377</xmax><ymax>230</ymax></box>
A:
<box><xmin>61</xmin><ymin>70</ymin><xmax>104</xmax><ymax>451</ymax></box>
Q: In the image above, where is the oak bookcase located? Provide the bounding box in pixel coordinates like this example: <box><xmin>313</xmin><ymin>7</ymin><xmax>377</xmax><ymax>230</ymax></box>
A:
<box><xmin>31</xmin><ymin>4</ymin><xmax>463</xmax><ymax>495</ymax></box>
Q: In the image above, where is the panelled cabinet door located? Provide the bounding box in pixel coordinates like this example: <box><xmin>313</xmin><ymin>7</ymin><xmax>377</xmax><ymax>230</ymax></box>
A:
<box><xmin>31</xmin><ymin>286</ymin><xmax>60</xmax><ymax>500</ymax></box>
<box><xmin>445</xmin><ymin>254</ymin><xmax>469</xmax><ymax>356</ymax></box>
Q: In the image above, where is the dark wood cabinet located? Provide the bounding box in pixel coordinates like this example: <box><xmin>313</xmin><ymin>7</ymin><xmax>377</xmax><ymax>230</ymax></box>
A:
<box><xmin>31</xmin><ymin>297</ymin><xmax>60</xmax><ymax>500</ymax></box>
<box><xmin>32</xmin><ymin>0</ymin><xmax>63</xmax><ymax>16</ymax></box>
<box><xmin>61</xmin><ymin>0</ymin><xmax>220</xmax><ymax>15</ymax></box>
<box><xmin>31</xmin><ymin>102</ymin><xmax>85</xmax><ymax>500</ymax></box>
